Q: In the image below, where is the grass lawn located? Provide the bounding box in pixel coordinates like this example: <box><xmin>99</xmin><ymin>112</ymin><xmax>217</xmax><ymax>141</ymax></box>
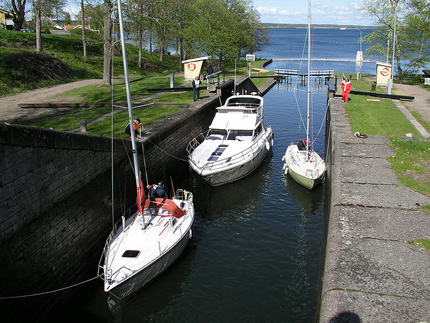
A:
<box><xmin>345</xmin><ymin>95</ymin><xmax>421</xmax><ymax>138</ymax></box>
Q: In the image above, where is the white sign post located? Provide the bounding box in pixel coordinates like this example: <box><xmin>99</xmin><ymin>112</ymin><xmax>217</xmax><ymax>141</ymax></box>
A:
<box><xmin>246</xmin><ymin>54</ymin><xmax>255</xmax><ymax>78</ymax></box>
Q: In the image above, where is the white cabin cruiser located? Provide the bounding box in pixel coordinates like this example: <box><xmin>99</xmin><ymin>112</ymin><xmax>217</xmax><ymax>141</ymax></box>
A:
<box><xmin>187</xmin><ymin>94</ymin><xmax>274</xmax><ymax>186</ymax></box>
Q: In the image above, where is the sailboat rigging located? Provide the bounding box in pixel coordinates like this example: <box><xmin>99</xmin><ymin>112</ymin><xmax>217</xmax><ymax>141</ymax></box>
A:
<box><xmin>97</xmin><ymin>0</ymin><xmax>195</xmax><ymax>300</ymax></box>
<box><xmin>281</xmin><ymin>0</ymin><xmax>326</xmax><ymax>190</ymax></box>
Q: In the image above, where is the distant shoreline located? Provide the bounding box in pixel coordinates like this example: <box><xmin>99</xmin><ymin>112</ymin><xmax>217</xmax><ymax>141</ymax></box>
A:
<box><xmin>260</xmin><ymin>23</ymin><xmax>375</xmax><ymax>29</ymax></box>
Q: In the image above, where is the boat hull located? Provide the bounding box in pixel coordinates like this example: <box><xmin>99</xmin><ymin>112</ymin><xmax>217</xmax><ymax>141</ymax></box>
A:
<box><xmin>286</xmin><ymin>165</ymin><xmax>322</xmax><ymax>190</ymax></box>
<box><xmin>107</xmin><ymin>228</ymin><xmax>192</xmax><ymax>300</ymax></box>
<box><xmin>203</xmin><ymin>135</ymin><xmax>272</xmax><ymax>186</ymax></box>
<box><xmin>282</xmin><ymin>144</ymin><xmax>325</xmax><ymax>190</ymax></box>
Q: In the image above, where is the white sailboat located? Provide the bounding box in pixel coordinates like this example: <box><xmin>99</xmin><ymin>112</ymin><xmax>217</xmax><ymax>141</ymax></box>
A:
<box><xmin>98</xmin><ymin>0</ymin><xmax>194</xmax><ymax>300</ymax></box>
<box><xmin>281</xmin><ymin>0</ymin><xmax>326</xmax><ymax>190</ymax></box>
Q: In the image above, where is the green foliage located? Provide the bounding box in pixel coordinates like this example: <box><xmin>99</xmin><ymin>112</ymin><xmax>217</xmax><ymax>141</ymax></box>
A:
<box><xmin>0</xmin><ymin>30</ymin><xmax>182</xmax><ymax>96</ymax></box>
<box><xmin>362</xmin><ymin>0</ymin><xmax>430</xmax><ymax>77</ymax></box>
<box><xmin>182</xmin><ymin>0</ymin><xmax>264</xmax><ymax>67</ymax></box>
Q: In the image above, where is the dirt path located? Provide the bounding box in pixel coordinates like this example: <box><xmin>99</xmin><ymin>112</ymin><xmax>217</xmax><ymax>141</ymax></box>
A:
<box><xmin>392</xmin><ymin>83</ymin><xmax>430</xmax><ymax>123</ymax></box>
<box><xmin>0</xmin><ymin>79</ymin><xmax>102</xmax><ymax>121</ymax></box>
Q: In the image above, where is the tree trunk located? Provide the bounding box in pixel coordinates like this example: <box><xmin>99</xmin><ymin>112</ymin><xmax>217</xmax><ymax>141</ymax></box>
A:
<box><xmin>149</xmin><ymin>31</ymin><xmax>153</xmax><ymax>59</ymax></box>
<box><xmin>138</xmin><ymin>29</ymin><xmax>143</xmax><ymax>69</ymax></box>
<box><xmin>179</xmin><ymin>37</ymin><xmax>183</xmax><ymax>70</ymax></box>
<box><xmin>102</xmin><ymin>0</ymin><xmax>112</xmax><ymax>86</ymax></box>
<box><xmin>11</xmin><ymin>0</ymin><xmax>26</xmax><ymax>31</ymax></box>
<box><xmin>81</xmin><ymin>0</ymin><xmax>87</xmax><ymax>60</ymax></box>
<box><xmin>158</xmin><ymin>37</ymin><xmax>164</xmax><ymax>62</ymax></box>
<box><xmin>35</xmin><ymin>0</ymin><xmax>42</xmax><ymax>52</ymax></box>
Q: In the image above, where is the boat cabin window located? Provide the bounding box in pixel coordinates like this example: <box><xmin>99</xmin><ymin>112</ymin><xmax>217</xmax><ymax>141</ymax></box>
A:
<box><xmin>143</xmin><ymin>208</ymin><xmax>172</xmax><ymax>216</ymax></box>
<box><xmin>226</xmin><ymin>98</ymin><xmax>261</xmax><ymax>108</ymax></box>
<box><xmin>122</xmin><ymin>250</ymin><xmax>140</xmax><ymax>258</ymax></box>
<box><xmin>207</xmin><ymin>129</ymin><xmax>227</xmax><ymax>140</ymax></box>
<box><xmin>227</xmin><ymin>130</ymin><xmax>253</xmax><ymax>141</ymax></box>
<box><xmin>254</xmin><ymin>124</ymin><xmax>263</xmax><ymax>138</ymax></box>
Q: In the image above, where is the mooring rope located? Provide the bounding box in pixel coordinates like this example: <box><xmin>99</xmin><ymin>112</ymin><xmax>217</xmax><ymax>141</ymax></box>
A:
<box><xmin>0</xmin><ymin>276</ymin><xmax>100</xmax><ymax>300</ymax></box>
<box><xmin>145</xmin><ymin>137</ymin><xmax>189</xmax><ymax>163</ymax></box>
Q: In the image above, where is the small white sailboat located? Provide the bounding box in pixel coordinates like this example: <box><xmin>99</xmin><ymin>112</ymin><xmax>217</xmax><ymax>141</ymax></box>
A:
<box><xmin>187</xmin><ymin>94</ymin><xmax>274</xmax><ymax>186</ymax></box>
<box><xmin>282</xmin><ymin>0</ymin><xmax>326</xmax><ymax>190</ymax></box>
<box><xmin>98</xmin><ymin>0</ymin><xmax>194</xmax><ymax>300</ymax></box>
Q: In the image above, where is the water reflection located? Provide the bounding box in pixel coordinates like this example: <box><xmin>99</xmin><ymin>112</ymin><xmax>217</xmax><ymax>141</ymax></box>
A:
<box><xmin>56</xmin><ymin>82</ymin><xmax>326</xmax><ymax>323</ymax></box>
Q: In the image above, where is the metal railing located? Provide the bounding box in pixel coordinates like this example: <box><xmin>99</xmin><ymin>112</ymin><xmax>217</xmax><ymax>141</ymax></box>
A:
<box><xmin>206</xmin><ymin>71</ymin><xmax>224</xmax><ymax>90</ymax></box>
<box><xmin>275</xmin><ymin>69</ymin><xmax>299</xmax><ymax>76</ymax></box>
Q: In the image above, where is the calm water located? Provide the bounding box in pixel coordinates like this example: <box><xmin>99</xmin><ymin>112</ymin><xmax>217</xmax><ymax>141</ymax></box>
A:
<box><xmin>54</xmin><ymin>29</ymin><xmax>347</xmax><ymax>322</ymax></box>
<box><xmin>256</xmin><ymin>27</ymin><xmax>376</xmax><ymax>75</ymax></box>
<box><xmin>66</xmin><ymin>82</ymin><xmax>326</xmax><ymax>323</ymax></box>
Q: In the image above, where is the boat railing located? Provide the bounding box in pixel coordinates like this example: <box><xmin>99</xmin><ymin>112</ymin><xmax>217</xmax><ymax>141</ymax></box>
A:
<box><xmin>198</xmin><ymin>126</ymin><xmax>272</xmax><ymax>173</ymax></box>
<box><xmin>97</xmin><ymin>206</ymin><xmax>136</xmax><ymax>280</ymax></box>
<box><xmin>175</xmin><ymin>189</ymin><xmax>193</xmax><ymax>202</ymax></box>
<box><xmin>186</xmin><ymin>131</ymin><xmax>210</xmax><ymax>156</ymax></box>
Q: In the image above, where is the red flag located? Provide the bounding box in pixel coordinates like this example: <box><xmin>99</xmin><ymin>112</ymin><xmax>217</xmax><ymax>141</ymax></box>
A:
<box><xmin>136</xmin><ymin>173</ymin><xmax>145</xmax><ymax>214</ymax></box>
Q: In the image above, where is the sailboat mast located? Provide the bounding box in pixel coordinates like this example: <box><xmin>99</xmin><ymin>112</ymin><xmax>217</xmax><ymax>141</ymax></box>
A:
<box><xmin>117</xmin><ymin>0</ymin><xmax>141</xmax><ymax>189</ymax></box>
<box><xmin>306</xmin><ymin>0</ymin><xmax>311</xmax><ymax>154</ymax></box>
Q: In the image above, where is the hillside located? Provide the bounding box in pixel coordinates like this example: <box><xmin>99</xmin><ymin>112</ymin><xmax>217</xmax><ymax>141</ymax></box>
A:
<box><xmin>0</xmin><ymin>29</ymin><xmax>181</xmax><ymax>97</ymax></box>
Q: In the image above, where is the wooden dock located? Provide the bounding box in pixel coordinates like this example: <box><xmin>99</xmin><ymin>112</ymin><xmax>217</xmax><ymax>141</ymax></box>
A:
<box><xmin>273</xmin><ymin>58</ymin><xmax>375</xmax><ymax>63</ymax></box>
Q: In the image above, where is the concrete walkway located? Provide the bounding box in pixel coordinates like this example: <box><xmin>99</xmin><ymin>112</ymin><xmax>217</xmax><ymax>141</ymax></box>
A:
<box><xmin>319</xmin><ymin>97</ymin><xmax>430</xmax><ymax>322</ymax></box>
<box><xmin>392</xmin><ymin>99</ymin><xmax>430</xmax><ymax>138</ymax></box>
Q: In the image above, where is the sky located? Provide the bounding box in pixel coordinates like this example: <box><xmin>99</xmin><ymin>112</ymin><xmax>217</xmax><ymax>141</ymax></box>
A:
<box><xmin>252</xmin><ymin>0</ymin><xmax>377</xmax><ymax>26</ymax></box>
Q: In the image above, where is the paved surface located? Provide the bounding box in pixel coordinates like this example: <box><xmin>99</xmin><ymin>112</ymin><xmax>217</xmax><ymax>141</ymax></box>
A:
<box><xmin>319</xmin><ymin>97</ymin><xmax>430</xmax><ymax>323</ymax></box>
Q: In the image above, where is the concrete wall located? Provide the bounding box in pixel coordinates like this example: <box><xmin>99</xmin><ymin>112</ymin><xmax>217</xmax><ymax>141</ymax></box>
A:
<box><xmin>0</xmin><ymin>77</ymin><xmax>271</xmax><ymax>322</ymax></box>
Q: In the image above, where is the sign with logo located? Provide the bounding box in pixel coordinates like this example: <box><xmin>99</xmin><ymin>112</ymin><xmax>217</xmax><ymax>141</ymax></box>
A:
<box><xmin>182</xmin><ymin>56</ymin><xmax>211</xmax><ymax>80</ymax></box>
<box><xmin>380</xmin><ymin>67</ymin><xmax>390</xmax><ymax>76</ymax></box>
<box><xmin>188</xmin><ymin>63</ymin><xmax>196</xmax><ymax>71</ymax></box>
<box><xmin>376</xmin><ymin>62</ymin><xmax>391</xmax><ymax>87</ymax></box>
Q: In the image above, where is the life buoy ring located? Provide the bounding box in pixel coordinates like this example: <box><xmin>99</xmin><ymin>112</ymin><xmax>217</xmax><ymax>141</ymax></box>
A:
<box><xmin>380</xmin><ymin>67</ymin><xmax>390</xmax><ymax>76</ymax></box>
<box><xmin>188</xmin><ymin>63</ymin><xmax>196</xmax><ymax>71</ymax></box>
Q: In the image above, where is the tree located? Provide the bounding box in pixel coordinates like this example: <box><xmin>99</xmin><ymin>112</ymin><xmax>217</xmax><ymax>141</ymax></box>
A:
<box><xmin>40</xmin><ymin>0</ymin><xmax>67</xmax><ymax>21</ymax></box>
<box><xmin>403</xmin><ymin>0</ymin><xmax>430</xmax><ymax>73</ymax></box>
<box><xmin>11</xmin><ymin>0</ymin><xmax>26</xmax><ymax>31</ymax></box>
<box><xmin>362</xmin><ymin>0</ymin><xmax>430</xmax><ymax>79</ymax></box>
<box><xmin>103</xmin><ymin>0</ymin><xmax>112</xmax><ymax>85</ymax></box>
<box><xmin>83</xmin><ymin>3</ymin><xmax>104</xmax><ymax>32</ymax></box>
<box><xmin>124</xmin><ymin>0</ymin><xmax>151</xmax><ymax>68</ymax></box>
<box><xmin>81</xmin><ymin>0</ymin><xmax>87</xmax><ymax>60</ymax></box>
<box><xmin>35</xmin><ymin>0</ymin><xmax>42</xmax><ymax>52</ymax></box>
<box><xmin>182</xmin><ymin>0</ymin><xmax>263</xmax><ymax>69</ymax></box>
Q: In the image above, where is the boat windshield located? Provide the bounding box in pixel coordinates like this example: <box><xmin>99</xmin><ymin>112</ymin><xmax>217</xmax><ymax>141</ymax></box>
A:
<box><xmin>143</xmin><ymin>208</ymin><xmax>172</xmax><ymax>216</ymax></box>
<box><xmin>227</xmin><ymin>130</ymin><xmax>253</xmax><ymax>141</ymax></box>
<box><xmin>207</xmin><ymin>129</ymin><xmax>227</xmax><ymax>140</ymax></box>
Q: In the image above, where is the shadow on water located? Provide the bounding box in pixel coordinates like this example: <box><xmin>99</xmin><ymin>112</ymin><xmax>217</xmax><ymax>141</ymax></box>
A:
<box><xmin>49</xmin><ymin>81</ymin><xmax>327</xmax><ymax>323</ymax></box>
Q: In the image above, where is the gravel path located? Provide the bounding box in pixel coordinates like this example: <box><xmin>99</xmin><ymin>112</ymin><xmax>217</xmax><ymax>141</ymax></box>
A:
<box><xmin>0</xmin><ymin>79</ymin><xmax>102</xmax><ymax>121</ymax></box>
